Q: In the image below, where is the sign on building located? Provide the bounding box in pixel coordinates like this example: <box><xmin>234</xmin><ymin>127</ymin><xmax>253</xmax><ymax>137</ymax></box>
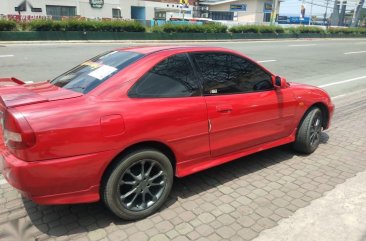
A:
<box><xmin>90</xmin><ymin>0</ymin><xmax>104</xmax><ymax>9</ymax></box>
<box><xmin>264</xmin><ymin>3</ymin><xmax>272</xmax><ymax>13</ymax></box>
<box><xmin>230</xmin><ymin>4</ymin><xmax>247</xmax><ymax>12</ymax></box>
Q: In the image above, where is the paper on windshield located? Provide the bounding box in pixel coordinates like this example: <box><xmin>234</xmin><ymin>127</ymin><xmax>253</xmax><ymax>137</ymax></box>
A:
<box><xmin>88</xmin><ymin>65</ymin><xmax>117</xmax><ymax>80</ymax></box>
<box><xmin>81</xmin><ymin>61</ymin><xmax>102</xmax><ymax>69</ymax></box>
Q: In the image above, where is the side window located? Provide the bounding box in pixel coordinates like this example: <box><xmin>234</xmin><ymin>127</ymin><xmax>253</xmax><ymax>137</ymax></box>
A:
<box><xmin>192</xmin><ymin>52</ymin><xmax>273</xmax><ymax>95</ymax></box>
<box><xmin>129</xmin><ymin>54</ymin><xmax>200</xmax><ymax>98</ymax></box>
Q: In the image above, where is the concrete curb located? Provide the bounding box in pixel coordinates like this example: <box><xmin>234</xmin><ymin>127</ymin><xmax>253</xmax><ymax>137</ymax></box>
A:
<box><xmin>1</xmin><ymin>37</ymin><xmax>366</xmax><ymax>45</ymax></box>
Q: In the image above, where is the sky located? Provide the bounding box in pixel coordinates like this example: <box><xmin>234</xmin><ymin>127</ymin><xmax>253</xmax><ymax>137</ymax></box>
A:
<box><xmin>279</xmin><ymin>0</ymin><xmax>365</xmax><ymax>17</ymax></box>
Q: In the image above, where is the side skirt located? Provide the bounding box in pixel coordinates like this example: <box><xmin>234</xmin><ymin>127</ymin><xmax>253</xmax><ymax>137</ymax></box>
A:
<box><xmin>176</xmin><ymin>132</ymin><xmax>296</xmax><ymax>177</ymax></box>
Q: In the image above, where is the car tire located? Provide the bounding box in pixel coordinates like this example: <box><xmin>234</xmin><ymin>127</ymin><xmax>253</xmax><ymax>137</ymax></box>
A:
<box><xmin>293</xmin><ymin>107</ymin><xmax>323</xmax><ymax>154</ymax></box>
<box><xmin>102</xmin><ymin>148</ymin><xmax>173</xmax><ymax>220</ymax></box>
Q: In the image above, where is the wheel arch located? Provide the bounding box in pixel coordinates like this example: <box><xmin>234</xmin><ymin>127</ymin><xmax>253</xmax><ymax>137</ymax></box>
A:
<box><xmin>310</xmin><ymin>102</ymin><xmax>330</xmax><ymax>130</ymax></box>
<box><xmin>297</xmin><ymin>102</ymin><xmax>330</xmax><ymax>132</ymax></box>
<box><xmin>101</xmin><ymin>141</ymin><xmax>177</xmax><ymax>186</ymax></box>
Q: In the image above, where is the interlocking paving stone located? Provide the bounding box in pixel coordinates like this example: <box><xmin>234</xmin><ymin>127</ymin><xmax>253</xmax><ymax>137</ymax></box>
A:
<box><xmin>237</xmin><ymin>228</ymin><xmax>258</xmax><ymax>241</ymax></box>
<box><xmin>196</xmin><ymin>224</ymin><xmax>215</xmax><ymax>237</ymax></box>
<box><xmin>197</xmin><ymin>213</ymin><xmax>215</xmax><ymax>224</ymax></box>
<box><xmin>238</xmin><ymin>216</ymin><xmax>255</xmax><ymax>228</ymax></box>
<box><xmin>216</xmin><ymin>226</ymin><xmax>236</xmax><ymax>239</ymax></box>
<box><xmin>1</xmin><ymin>93</ymin><xmax>366</xmax><ymax>241</ymax></box>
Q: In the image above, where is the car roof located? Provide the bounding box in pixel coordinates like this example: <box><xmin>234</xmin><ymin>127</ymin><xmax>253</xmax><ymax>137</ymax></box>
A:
<box><xmin>117</xmin><ymin>45</ymin><xmax>229</xmax><ymax>54</ymax></box>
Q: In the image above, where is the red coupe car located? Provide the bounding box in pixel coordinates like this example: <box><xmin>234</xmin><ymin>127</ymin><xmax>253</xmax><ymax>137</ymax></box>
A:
<box><xmin>0</xmin><ymin>46</ymin><xmax>334</xmax><ymax>220</ymax></box>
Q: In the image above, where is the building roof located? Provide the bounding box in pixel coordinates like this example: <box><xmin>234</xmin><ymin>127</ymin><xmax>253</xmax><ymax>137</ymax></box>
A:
<box><xmin>199</xmin><ymin>0</ymin><xmax>241</xmax><ymax>6</ymax></box>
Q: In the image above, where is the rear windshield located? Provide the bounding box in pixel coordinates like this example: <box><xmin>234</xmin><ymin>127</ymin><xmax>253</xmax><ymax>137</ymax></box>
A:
<box><xmin>50</xmin><ymin>51</ymin><xmax>144</xmax><ymax>94</ymax></box>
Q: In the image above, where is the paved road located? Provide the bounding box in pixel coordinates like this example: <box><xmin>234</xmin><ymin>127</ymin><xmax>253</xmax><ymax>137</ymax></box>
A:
<box><xmin>0</xmin><ymin>39</ymin><xmax>366</xmax><ymax>241</ymax></box>
<box><xmin>1</xmin><ymin>39</ymin><xmax>366</xmax><ymax>97</ymax></box>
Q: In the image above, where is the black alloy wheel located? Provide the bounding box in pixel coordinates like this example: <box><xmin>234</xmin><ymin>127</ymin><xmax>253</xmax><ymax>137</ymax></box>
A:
<box><xmin>118</xmin><ymin>159</ymin><xmax>166</xmax><ymax>211</ymax></box>
<box><xmin>293</xmin><ymin>107</ymin><xmax>323</xmax><ymax>154</ymax></box>
<box><xmin>102</xmin><ymin>148</ymin><xmax>173</xmax><ymax>220</ymax></box>
<box><xmin>309</xmin><ymin>112</ymin><xmax>322</xmax><ymax>147</ymax></box>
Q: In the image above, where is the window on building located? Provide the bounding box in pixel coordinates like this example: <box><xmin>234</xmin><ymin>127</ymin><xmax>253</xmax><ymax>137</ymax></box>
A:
<box><xmin>191</xmin><ymin>52</ymin><xmax>273</xmax><ymax>95</ymax></box>
<box><xmin>31</xmin><ymin>8</ymin><xmax>42</xmax><ymax>13</ymax></box>
<box><xmin>209</xmin><ymin>11</ymin><xmax>234</xmax><ymax>21</ymax></box>
<box><xmin>112</xmin><ymin>8</ymin><xmax>122</xmax><ymax>18</ymax></box>
<box><xmin>129</xmin><ymin>54</ymin><xmax>200</xmax><ymax>98</ymax></box>
<box><xmin>263</xmin><ymin>12</ymin><xmax>271</xmax><ymax>22</ymax></box>
<box><xmin>154</xmin><ymin>12</ymin><xmax>166</xmax><ymax>20</ymax></box>
<box><xmin>46</xmin><ymin>5</ymin><xmax>76</xmax><ymax>20</ymax></box>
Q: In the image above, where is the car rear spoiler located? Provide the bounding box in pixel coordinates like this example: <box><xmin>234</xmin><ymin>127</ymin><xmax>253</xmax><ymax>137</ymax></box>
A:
<box><xmin>0</xmin><ymin>77</ymin><xmax>26</xmax><ymax>86</ymax></box>
<box><xmin>0</xmin><ymin>79</ymin><xmax>82</xmax><ymax>108</ymax></box>
<box><xmin>0</xmin><ymin>77</ymin><xmax>47</xmax><ymax>108</ymax></box>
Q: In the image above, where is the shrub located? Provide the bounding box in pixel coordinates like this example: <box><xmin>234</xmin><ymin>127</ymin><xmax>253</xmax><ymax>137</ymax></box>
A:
<box><xmin>258</xmin><ymin>25</ymin><xmax>284</xmax><ymax>33</ymax></box>
<box><xmin>108</xmin><ymin>20</ymin><xmax>146</xmax><ymax>32</ymax></box>
<box><xmin>273</xmin><ymin>26</ymin><xmax>285</xmax><ymax>33</ymax></box>
<box><xmin>27</xmin><ymin>19</ymin><xmax>145</xmax><ymax>32</ymax></box>
<box><xmin>65</xmin><ymin>19</ymin><xmax>97</xmax><ymax>31</ymax></box>
<box><xmin>160</xmin><ymin>23</ymin><xmax>204</xmax><ymax>33</ymax></box>
<box><xmin>204</xmin><ymin>22</ymin><xmax>228</xmax><ymax>33</ymax></box>
<box><xmin>154</xmin><ymin>22</ymin><xmax>227</xmax><ymax>33</ymax></box>
<box><xmin>287</xmin><ymin>26</ymin><xmax>326</xmax><ymax>34</ymax></box>
<box><xmin>0</xmin><ymin>20</ymin><xmax>17</xmax><ymax>31</ymax></box>
<box><xmin>229</xmin><ymin>25</ymin><xmax>284</xmax><ymax>34</ymax></box>
<box><xmin>150</xmin><ymin>25</ymin><xmax>164</xmax><ymax>33</ymax></box>
<box><xmin>328</xmin><ymin>27</ymin><xmax>366</xmax><ymax>35</ymax></box>
<box><xmin>3</xmin><ymin>18</ymin><xmax>366</xmax><ymax>36</ymax></box>
<box><xmin>51</xmin><ymin>21</ymin><xmax>67</xmax><ymax>31</ymax></box>
<box><xmin>28</xmin><ymin>20</ymin><xmax>54</xmax><ymax>31</ymax></box>
<box><xmin>229</xmin><ymin>25</ymin><xmax>260</xmax><ymax>33</ymax></box>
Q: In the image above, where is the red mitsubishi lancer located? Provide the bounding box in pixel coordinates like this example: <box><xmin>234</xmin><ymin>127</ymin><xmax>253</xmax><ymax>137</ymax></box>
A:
<box><xmin>0</xmin><ymin>46</ymin><xmax>334</xmax><ymax>220</ymax></box>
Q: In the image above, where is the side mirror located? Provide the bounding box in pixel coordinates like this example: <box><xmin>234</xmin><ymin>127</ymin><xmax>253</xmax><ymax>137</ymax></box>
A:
<box><xmin>273</xmin><ymin>76</ymin><xmax>287</xmax><ymax>89</ymax></box>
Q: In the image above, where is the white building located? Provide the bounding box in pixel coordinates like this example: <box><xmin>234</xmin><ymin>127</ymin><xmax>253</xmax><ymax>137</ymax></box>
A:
<box><xmin>0</xmin><ymin>0</ymin><xmax>277</xmax><ymax>24</ymax></box>
<box><xmin>196</xmin><ymin>0</ymin><xmax>275</xmax><ymax>24</ymax></box>
<box><xmin>0</xmin><ymin>0</ymin><xmax>195</xmax><ymax>21</ymax></box>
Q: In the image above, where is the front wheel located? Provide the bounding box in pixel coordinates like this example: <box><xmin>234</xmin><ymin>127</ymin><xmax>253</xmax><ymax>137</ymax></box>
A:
<box><xmin>293</xmin><ymin>107</ymin><xmax>323</xmax><ymax>154</ymax></box>
<box><xmin>102</xmin><ymin>148</ymin><xmax>173</xmax><ymax>220</ymax></box>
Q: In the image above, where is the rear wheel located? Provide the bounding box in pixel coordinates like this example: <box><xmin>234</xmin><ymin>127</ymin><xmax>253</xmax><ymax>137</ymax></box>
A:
<box><xmin>102</xmin><ymin>148</ymin><xmax>173</xmax><ymax>220</ymax></box>
<box><xmin>293</xmin><ymin>107</ymin><xmax>323</xmax><ymax>154</ymax></box>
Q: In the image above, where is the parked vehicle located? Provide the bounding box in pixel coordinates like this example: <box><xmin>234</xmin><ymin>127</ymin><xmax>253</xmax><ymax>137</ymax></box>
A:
<box><xmin>0</xmin><ymin>46</ymin><xmax>334</xmax><ymax>220</ymax></box>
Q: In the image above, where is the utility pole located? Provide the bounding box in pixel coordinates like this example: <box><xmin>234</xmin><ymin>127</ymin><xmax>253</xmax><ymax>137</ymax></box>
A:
<box><xmin>309</xmin><ymin>0</ymin><xmax>314</xmax><ymax>25</ymax></box>
<box><xmin>351</xmin><ymin>0</ymin><xmax>365</xmax><ymax>27</ymax></box>
<box><xmin>300</xmin><ymin>0</ymin><xmax>305</xmax><ymax>25</ymax></box>
<box><xmin>324</xmin><ymin>0</ymin><xmax>330</xmax><ymax>25</ymax></box>
<box><xmin>339</xmin><ymin>1</ymin><xmax>347</xmax><ymax>26</ymax></box>
<box><xmin>330</xmin><ymin>0</ymin><xmax>340</xmax><ymax>26</ymax></box>
<box><xmin>270</xmin><ymin>0</ymin><xmax>279</xmax><ymax>25</ymax></box>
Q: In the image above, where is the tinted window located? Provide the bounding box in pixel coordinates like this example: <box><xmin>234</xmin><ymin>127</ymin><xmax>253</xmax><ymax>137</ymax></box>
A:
<box><xmin>51</xmin><ymin>51</ymin><xmax>144</xmax><ymax>94</ymax></box>
<box><xmin>192</xmin><ymin>53</ymin><xmax>273</xmax><ymax>95</ymax></box>
<box><xmin>129</xmin><ymin>54</ymin><xmax>200</xmax><ymax>98</ymax></box>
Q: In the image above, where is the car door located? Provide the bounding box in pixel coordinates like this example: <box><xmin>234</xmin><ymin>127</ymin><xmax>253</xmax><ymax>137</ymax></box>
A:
<box><xmin>190</xmin><ymin>52</ymin><xmax>297</xmax><ymax>157</ymax></box>
<box><xmin>127</xmin><ymin>53</ymin><xmax>210</xmax><ymax>164</ymax></box>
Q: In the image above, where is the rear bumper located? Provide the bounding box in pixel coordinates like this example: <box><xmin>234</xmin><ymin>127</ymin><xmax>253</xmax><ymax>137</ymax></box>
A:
<box><xmin>0</xmin><ymin>148</ymin><xmax>117</xmax><ymax>205</ymax></box>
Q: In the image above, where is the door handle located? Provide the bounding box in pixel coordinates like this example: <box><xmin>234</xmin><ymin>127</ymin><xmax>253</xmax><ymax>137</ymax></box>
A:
<box><xmin>216</xmin><ymin>105</ymin><xmax>233</xmax><ymax>113</ymax></box>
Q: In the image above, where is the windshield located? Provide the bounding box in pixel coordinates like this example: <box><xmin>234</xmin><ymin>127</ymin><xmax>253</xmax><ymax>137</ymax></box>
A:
<box><xmin>50</xmin><ymin>51</ymin><xmax>144</xmax><ymax>94</ymax></box>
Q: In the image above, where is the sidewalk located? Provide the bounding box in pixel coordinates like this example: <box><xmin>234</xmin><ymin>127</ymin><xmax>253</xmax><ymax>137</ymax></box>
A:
<box><xmin>254</xmin><ymin>169</ymin><xmax>366</xmax><ymax>241</ymax></box>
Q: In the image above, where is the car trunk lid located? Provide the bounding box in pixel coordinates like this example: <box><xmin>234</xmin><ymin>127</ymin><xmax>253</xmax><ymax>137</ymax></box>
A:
<box><xmin>0</xmin><ymin>78</ymin><xmax>82</xmax><ymax>108</ymax></box>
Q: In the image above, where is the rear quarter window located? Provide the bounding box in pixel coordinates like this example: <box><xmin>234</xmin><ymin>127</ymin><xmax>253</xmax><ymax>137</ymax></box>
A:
<box><xmin>50</xmin><ymin>51</ymin><xmax>144</xmax><ymax>94</ymax></box>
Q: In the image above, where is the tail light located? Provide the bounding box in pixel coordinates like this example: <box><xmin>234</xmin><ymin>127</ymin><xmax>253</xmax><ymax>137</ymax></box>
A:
<box><xmin>2</xmin><ymin>109</ymin><xmax>36</xmax><ymax>150</ymax></box>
